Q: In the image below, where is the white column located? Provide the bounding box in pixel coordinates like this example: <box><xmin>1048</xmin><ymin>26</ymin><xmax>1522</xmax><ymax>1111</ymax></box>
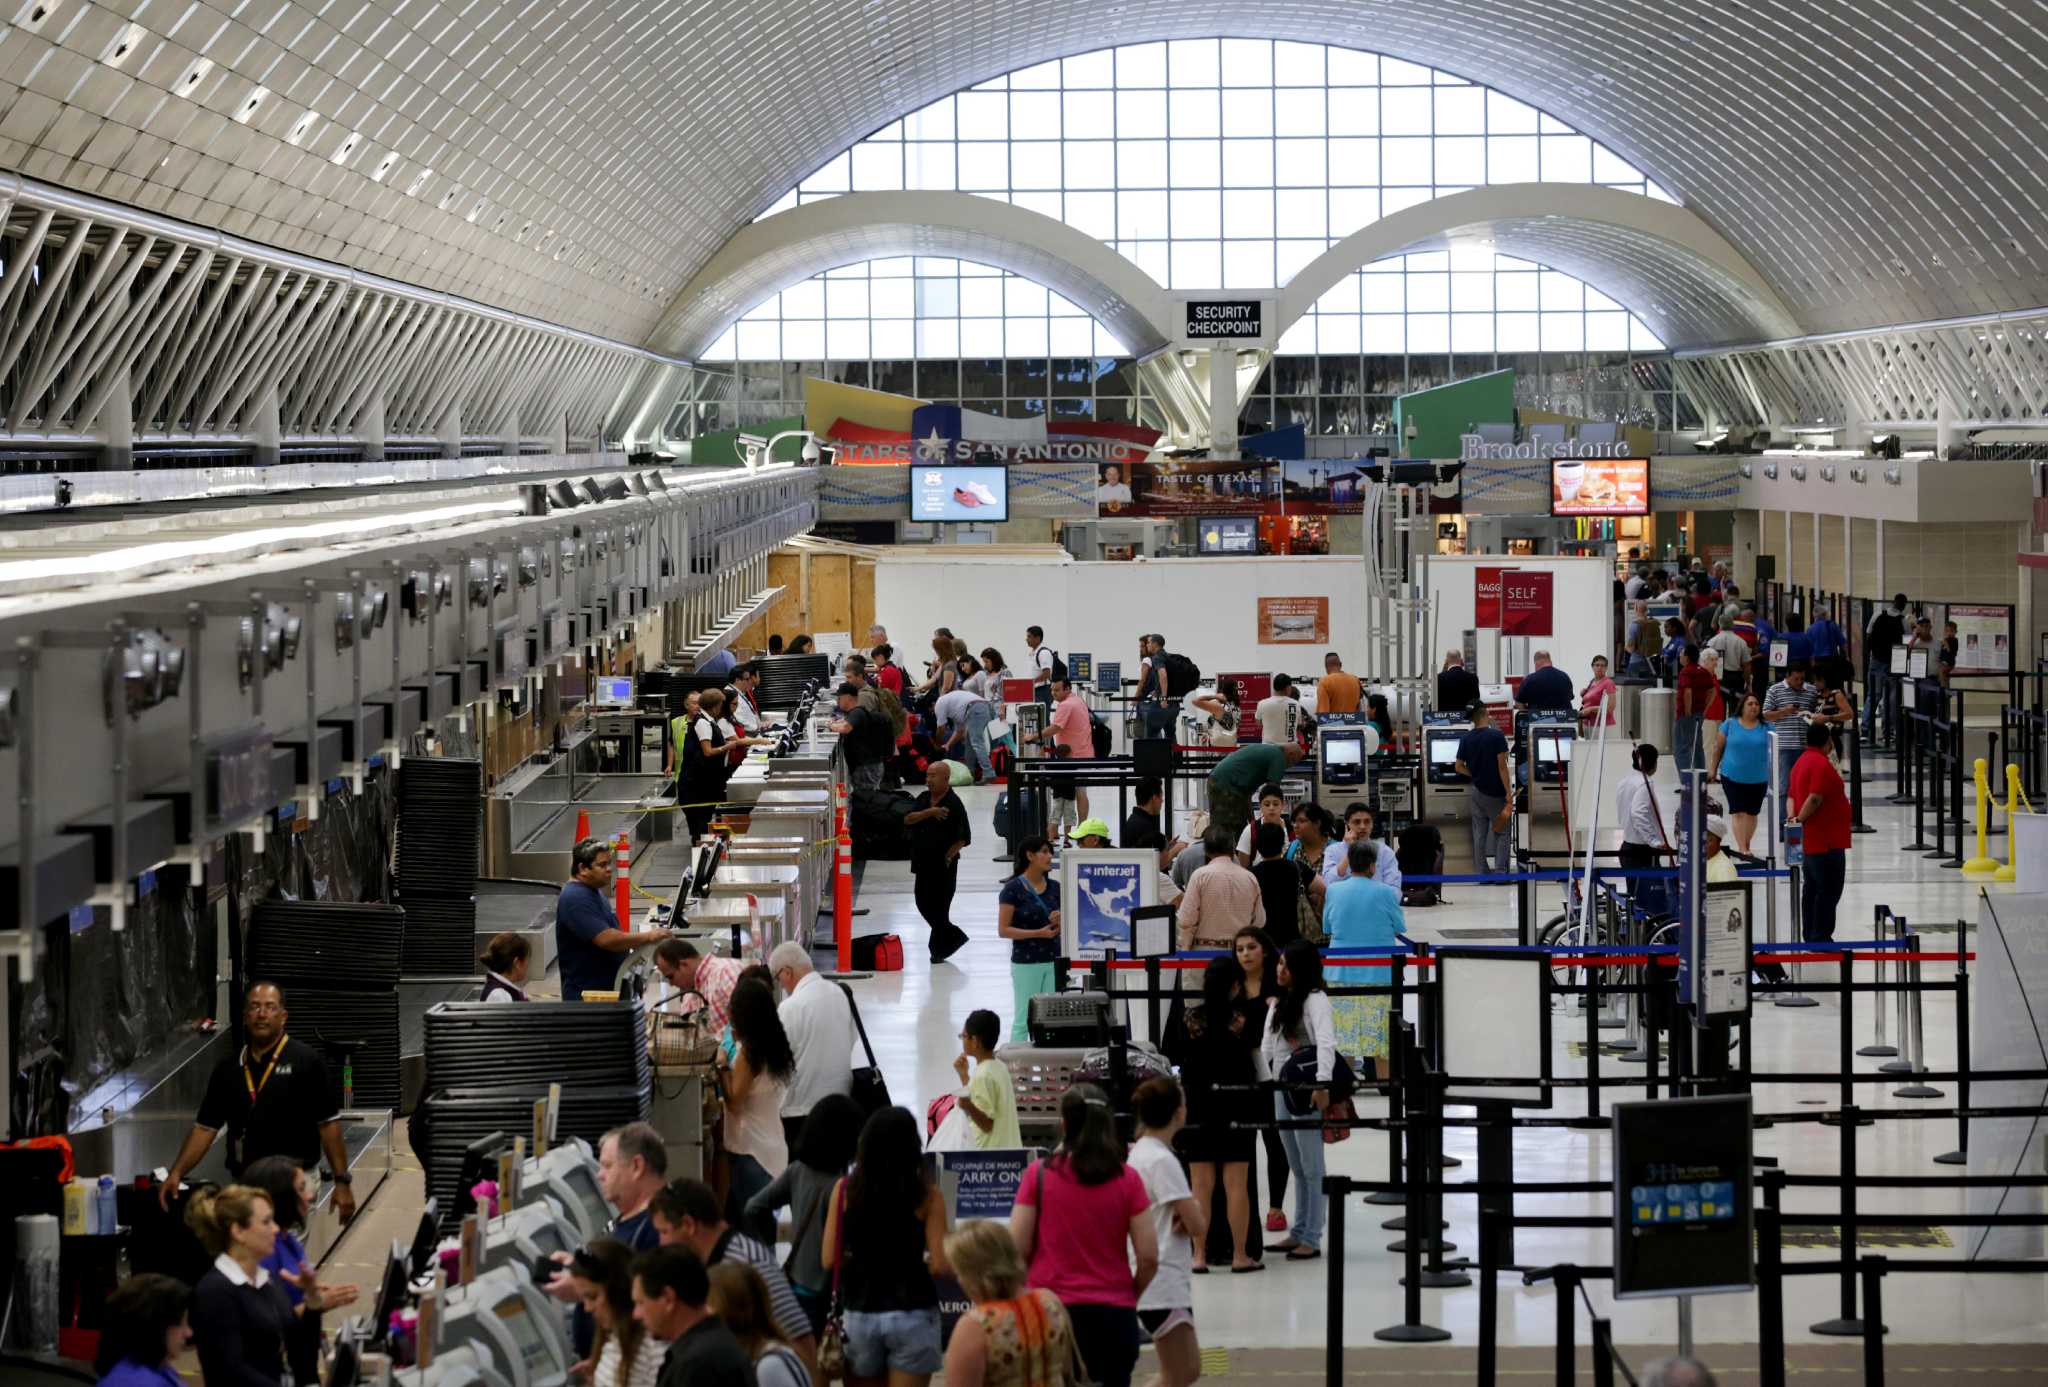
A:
<box><xmin>549</xmin><ymin>411</ymin><xmax>569</xmax><ymax>457</ymax></box>
<box><xmin>252</xmin><ymin>386</ymin><xmax>282</xmax><ymax>469</ymax></box>
<box><xmin>1207</xmin><ymin>348</ymin><xmax>1238</xmax><ymax>456</ymax></box>
<box><xmin>1935</xmin><ymin>393</ymin><xmax>1958</xmax><ymax>459</ymax></box>
<box><xmin>99</xmin><ymin>367</ymin><xmax>133</xmax><ymax>470</ymax></box>
<box><xmin>437</xmin><ymin>401</ymin><xmax>462</xmax><ymax>460</ymax></box>
<box><xmin>359</xmin><ymin>391</ymin><xmax>386</xmax><ymax>463</ymax></box>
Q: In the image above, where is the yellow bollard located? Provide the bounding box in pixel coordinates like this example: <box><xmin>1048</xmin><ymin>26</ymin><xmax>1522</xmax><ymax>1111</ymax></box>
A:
<box><xmin>1997</xmin><ymin>762</ymin><xmax>2027</xmax><ymax>882</ymax></box>
<box><xmin>1963</xmin><ymin>756</ymin><xmax>2001</xmax><ymax>874</ymax></box>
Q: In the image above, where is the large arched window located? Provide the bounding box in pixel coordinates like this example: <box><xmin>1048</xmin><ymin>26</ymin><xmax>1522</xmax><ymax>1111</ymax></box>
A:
<box><xmin>703</xmin><ymin>39</ymin><xmax>1681</xmax><ymax>434</ymax></box>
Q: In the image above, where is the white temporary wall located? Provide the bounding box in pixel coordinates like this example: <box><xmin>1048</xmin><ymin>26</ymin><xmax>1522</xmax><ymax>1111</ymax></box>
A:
<box><xmin>1427</xmin><ymin>554</ymin><xmax>1616</xmax><ymax>689</ymax></box>
<box><xmin>871</xmin><ymin>554</ymin><xmax>1373</xmax><ymax>680</ymax></box>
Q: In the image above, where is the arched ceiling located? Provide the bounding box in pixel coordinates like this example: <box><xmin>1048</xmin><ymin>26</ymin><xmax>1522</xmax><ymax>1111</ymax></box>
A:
<box><xmin>2</xmin><ymin>2</ymin><xmax>2041</xmax><ymax>346</ymax></box>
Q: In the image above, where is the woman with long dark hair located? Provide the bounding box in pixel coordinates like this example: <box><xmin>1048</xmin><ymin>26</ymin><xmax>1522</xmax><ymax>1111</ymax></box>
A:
<box><xmin>566</xmin><ymin>1238</ymin><xmax>659</xmax><ymax>1387</ymax></box>
<box><xmin>998</xmin><ymin>835</ymin><xmax>1062</xmax><ymax>1042</ymax></box>
<box><xmin>244</xmin><ymin>1156</ymin><xmax>358</xmax><ymax>1386</ymax></box>
<box><xmin>823</xmin><ymin>1106</ymin><xmax>951</xmax><ymax>1387</ymax></box>
<box><xmin>747</xmin><ymin>1091</ymin><xmax>863</xmax><ymax>1335</ymax></box>
<box><xmin>724</xmin><ymin>977</ymin><xmax>796</xmax><ymax>1239</ymax></box>
<box><xmin>95</xmin><ymin>1274</ymin><xmax>192</xmax><ymax>1387</ymax></box>
<box><xmin>1162</xmin><ymin>955</ymin><xmax>1261</xmax><ymax>1274</ymax></box>
<box><xmin>1262</xmin><ymin>939</ymin><xmax>1336</xmax><ymax>1260</ymax></box>
<box><xmin>1233</xmin><ymin>926</ymin><xmax>1291</xmax><ymax>1235</ymax></box>
<box><xmin>1010</xmin><ymin>1084</ymin><xmax>1160</xmax><ymax>1387</ymax></box>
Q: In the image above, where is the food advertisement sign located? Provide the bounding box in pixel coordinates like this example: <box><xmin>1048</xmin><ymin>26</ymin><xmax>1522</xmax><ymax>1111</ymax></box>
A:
<box><xmin>1551</xmin><ymin>458</ymin><xmax>1650</xmax><ymax>516</ymax></box>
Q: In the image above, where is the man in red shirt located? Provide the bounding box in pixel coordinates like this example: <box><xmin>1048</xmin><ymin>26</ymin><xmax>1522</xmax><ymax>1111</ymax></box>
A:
<box><xmin>1673</xmin><ymin>643</ymin><xmax>1718</xmax><ymax>774</ymax></box>
<box><xmin>1786</xmin><ymin>722</ymin><xmax>1851</xmax><ymax>941</ymax></box>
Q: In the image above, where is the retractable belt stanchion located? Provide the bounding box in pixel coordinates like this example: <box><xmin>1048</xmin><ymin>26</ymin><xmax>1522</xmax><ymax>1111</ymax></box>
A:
<box><xmin>1859</xmin><ymin>906</ymin><xmax>1899</xmax><ymax>1058</ymax></box>
<box><xmin>1893</xmin><ymin>931</ymin><xmax>1943</xmax><ymax>1100</ymax></box>
<box><xmin>1849</xmin><ymin>724</ymin><xmax>1875</xmax><ymax>833</ymax></box>
<box><xmin>1813</xmin><ymin>1104</ymin><xmax>1878</xmax><ymax>1337</ymax></box>
<box><xmin>1758</xmin><ymin>1172</ymin><xmax>1788</xmax><ymax>1387</ymax></box>
<box><xmin>1373</xmin><ymin>1021</ymin><xmax>1450</xmax><ymax>1343</ymax></box>
<box><xmin>1936</xmin><ymin>945</ymin><xmax>1972</xmax><ymax>1165</ymax></box>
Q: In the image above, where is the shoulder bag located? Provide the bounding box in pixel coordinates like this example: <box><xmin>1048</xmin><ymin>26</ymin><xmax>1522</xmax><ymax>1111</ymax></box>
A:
<box><xmin>816</xmin><ymin>1180</ymin><xmax>848</xmax><ymax>1382</ymax></box>
<box><xmin>835</xmin><ymin>980</ymin><xmax>893</xmax><ymax>1116</ymax></box>
<box><xmin>1020</xmin><ymin>1163</ymin><xmax>1097</xmax><ymax>1387</ymax></box>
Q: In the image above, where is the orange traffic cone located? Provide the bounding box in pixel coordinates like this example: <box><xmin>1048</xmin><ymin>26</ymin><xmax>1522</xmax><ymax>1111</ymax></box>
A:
<box><xmin>834</xmin><ymin>831</ymin><xmax>854</xmax><ymax>974</ymax></box>
<box><xmin>574</xmin><ymin>809</ymin><xmax>590</xmax><ymax>845</ymax></box>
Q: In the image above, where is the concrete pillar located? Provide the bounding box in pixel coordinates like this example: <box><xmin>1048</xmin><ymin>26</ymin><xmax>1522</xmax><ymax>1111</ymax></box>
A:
<box><xmin>251</xmin><ymin>387</ymin><xmax>281</xmax><ymax>469</ymax></box>
<box><xmin>549</xmin><ymin>411</ymin><xmax>569</xmax><ymax>458</ymax></box>
<box><xmin>359</xmin><ymin>391</ymin><xmax>386</xmax><ymax>464</ymax></box>
<box><xmin>1732</xmin><ymin>509</ymin><xmax>1761</xmax><ymax>593</ymax></box>
<box><xmin>1207</xmin><ymin>348</ymin><xmax>1238</xmax><ymax>457</ymax></box>
<box><xmin>1935</xmin><ymin>393</ymin><xmax>1958</xmax><ymax>459</ymax></box>
<box><xmin>98</xmin><ymin>367</ymin><xmax>133</xmax><ymax>471</ymax></box>
<box><xmin>437</xmin><ymin>401</ymin><xmax>462</xmax><ymax>460</ymax></box>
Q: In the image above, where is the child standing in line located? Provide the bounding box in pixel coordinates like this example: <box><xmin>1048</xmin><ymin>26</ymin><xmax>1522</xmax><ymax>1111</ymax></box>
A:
<box><xmin>952</xmin><ymin>1008</ymin><xmax>1021</xmax><ymax>1149</ymax></box>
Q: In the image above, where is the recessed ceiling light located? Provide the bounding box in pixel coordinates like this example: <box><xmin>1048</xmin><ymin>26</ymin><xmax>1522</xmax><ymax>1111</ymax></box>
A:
<box><xmin>406</xmin><ymin>168</ymin><xmax>433</xmax><ymax>196</ymax></box>
<box><xmin>19</xmin><ymin>0</ymin><xmax>57</xmax><ymax>31</ymax></box>
<box><xmin>331</xmin><ymin>131</ymin><xmax>360</xmax><ymax>165</ymax></box>
<box><xmin>370</xmin><ymin>151</ymin><xmax>399</xmax><ymax>181</ymax></box>
<box><xmin>102</xmin><ymin>21</ymin><xmax>145</xmax><ymax>67</ymax></box>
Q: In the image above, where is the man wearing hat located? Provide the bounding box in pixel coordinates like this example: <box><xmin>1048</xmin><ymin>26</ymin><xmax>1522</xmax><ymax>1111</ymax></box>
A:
<box><xmin>1703</xmin><ymin>816</ymin><xmax>1739</xmax><ymax>883</ymax></box>
<box><xmin>1071</xmin><ymin>817</ymin><xmax>1114</xmax><ymax>848</ymax></box>
<box><xmin>828</xmin><ymin>681</ymin><xmax>890</xmax><ymax>795</ymax></box>
<box><xmin>906</xmin><ymin>759</ymin><xmax>972</xmax><ymax>961</ymax></box>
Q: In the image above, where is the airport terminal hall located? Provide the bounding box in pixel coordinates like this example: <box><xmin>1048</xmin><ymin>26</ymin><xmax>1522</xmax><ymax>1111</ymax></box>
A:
<box><xmin>10</xmin><ymin>5</ymin><xmax>2048</xmax><ymax>1387</ymax></box>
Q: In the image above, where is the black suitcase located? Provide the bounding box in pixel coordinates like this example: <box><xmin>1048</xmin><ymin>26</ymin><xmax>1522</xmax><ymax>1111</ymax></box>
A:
<box><xmin>1398</xmin><ymin>823</ymin><xmax>1446</xmax><ymax>906</ymax></box>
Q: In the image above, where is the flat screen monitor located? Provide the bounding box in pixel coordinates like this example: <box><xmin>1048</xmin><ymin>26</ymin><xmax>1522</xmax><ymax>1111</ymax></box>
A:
<box><xmin>1533</xmin><ymin>729</ymin><xmax>1574</xmax><ymax>780</ymax></box>
<box><xmin>371</xmin><ymin>1239</ymin><xmax>409</xmax><ymax>1344</ymax></box>
<box><xmin>408</xmin><ymin>1199</ymin><xmax>441</xmax><ymax>1278</ymax></box>
<box><xmin>592</xmin><ymin>676</ymin><xmax>635</xmax><ymax>707</ymax></box>
<box><xmin>1323</xmin><ymin>735</ymin><xmax>1363</xmax><ymax>767</ymax></box>
<box><xmin>1425</xmin><ymin>730</ymin><xmax>1468</xmax><ymax>784</ymax></box>
<box><xmin>1551</xmin><ymin>458</ymin><xmax>1650</xmax><ymax>517</ymax></box>
<box><xmin>1197</xmin><ymin>517</ymin><xmax>1257</xmax><ymax>554</ymax></box>
<box><xmin>909</xmin><ymin>465</ymin><xmax>1009</xmax><ymax>523</ymax></box>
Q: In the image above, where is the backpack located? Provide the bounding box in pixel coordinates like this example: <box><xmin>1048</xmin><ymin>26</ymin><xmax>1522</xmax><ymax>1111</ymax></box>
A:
<box><xmin>873</xmin><ymin>682</ymin><xmax>909</xmax><ymax>740</ymax></box>
<box><xmin>1158</xmin><ymin>651</ymin><xmax>1201</xmax><ymax>698</ymax></box>
<box><xmin>1090</xmin><ymin>713</ymin><xmax>1113</xmax><ymax>759</ymax></box>
<box><xmin>1045</xmin><ymin>648</ymin><xmax>1069</xmax><ymax>682</ymax></box>
<box><xmin>1397</xmin><ymin>823</ymin><xmax>1445</xmax><ymax>907</ymax></box>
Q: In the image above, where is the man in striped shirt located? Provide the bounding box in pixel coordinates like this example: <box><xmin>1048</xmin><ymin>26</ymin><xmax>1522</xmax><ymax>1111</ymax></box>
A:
<box><xmin>1761</xmin><ymin>664</ymin><xmax>1819</xmax><ymax>797</ymax></box>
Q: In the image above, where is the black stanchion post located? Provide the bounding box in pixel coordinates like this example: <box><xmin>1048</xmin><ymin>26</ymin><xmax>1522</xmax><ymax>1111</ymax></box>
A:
<box><xmin>1946</xmin><ymin>718</ymin><xmax>1967</xmax><ymax>868</ymax></box>
<box><xmin>1414</xmin><ymin>1066</ymin><xmax>1470</xmax><ymax>1287</ymax></box>
<box><xmin>1937</xmin><ymin>961</ymin><xmax>1971</xmax><ymax>1165</ymax></box>
<box><xmin>1849</xmin><ymin>725</ymin><xmax>1874</xmax><ymax>833</ymax></box>
<box><xmin>1145</xmin><ymin>957</ymin><xmax>1161</xmax><ymax>1041</ymax></box>
<box><xmin>1584</xmin><ymin>953</ymin><xmax>1604</xmax><ymax>1119</ymax></box>
<box><xmin>1478</xmin><ymin>1205</ymin><xmax>1500</xmax><ymax>1387</ymax></box>
<box><xmin>1375</xmin><ymin>1028</ymin><xmax>1450</xmax><ymax>1341</ymax></box>
<box><xmin>1905</xmin><ymin>720</ymin><xmax>1934</xmax><ymax>850</ymax></box>
<box><xmin>1821</xmin><ymin>948</ymin><xmax>1868</xmax><ymax>1125</ymax></box>
<box><xmin>1368</xmin><ymin>1019</ymin><xmax>1407</xmax><ymax>1208</ymax></box>
<box><xmin>1590</xmin><ymin>1317</ymin><xmax>1615</xmax><ymax>1387</ymax></box>
<box><xmin>1812</xmin><ymin>1104</ymin><xmax>1865</xmax><ymax>1336</ymax></box>
<box><xmin>1325</xmin><ymin>1173</ymin><xmax>1346</xmax><ymax>1383</ymax></box>
<box><xmin>1860</xmin><ymin>1255</ymin><xmax>1889</xmax><ymax>1380</ymax></box>
<box><xmin>1887</xmin><ymin>709</ymin><xmax>1914</xmax><ymax>805</ymax></box>
<box><xmin>1758</xmin><ymin>1178</ymin><xmax>1786</xmax><ymax>1387</ymax></box>
<box><xmin>1554</xmin><ymin>1264</ymin><xmax>1577</xmax><ymax>1386</ymax></box>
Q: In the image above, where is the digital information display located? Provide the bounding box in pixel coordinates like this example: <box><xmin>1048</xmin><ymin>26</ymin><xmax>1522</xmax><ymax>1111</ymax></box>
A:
<box><xmin>1612</xmin><ymin>1094</ymin><xmax>1754</xmax><ymax>1298</ymax></box>
<box><xmin>1551</xmin><ymin>458</ymin><xmax>1650</xmax><ymax>516</ymax></box>
<box><xmin>592</xmin><ymin>676</ymin><xmax>634</xmax><ymax>707</ymax></box>
<box><xmin>910</xmin><ymin>465</ymin><xmax>1009</xmax><ymax>522</ymax></box>
<box><xmin>1199</xmin><ymin>517</ymin><xmax>1257</xmax><ymax>553</ymax></box>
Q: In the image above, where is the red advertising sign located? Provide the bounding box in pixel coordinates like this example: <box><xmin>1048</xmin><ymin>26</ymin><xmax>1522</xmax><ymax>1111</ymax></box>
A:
<box><xmin>1501</xmin><ymin>571</ymin><xmax>1555</xmax><ymax>637</ymax></box>
<box><xmin>1476</xmin><ymin>566</ymin><xmax>1508</xmax><ymax>628</ymax></box>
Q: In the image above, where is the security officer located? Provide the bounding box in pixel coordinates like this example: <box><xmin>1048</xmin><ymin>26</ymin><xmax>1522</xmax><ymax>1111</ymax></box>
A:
<box><xmin>157</xmin><ymin>981</ymin><xmax>357</xmax><ymax>1223</ymax></box>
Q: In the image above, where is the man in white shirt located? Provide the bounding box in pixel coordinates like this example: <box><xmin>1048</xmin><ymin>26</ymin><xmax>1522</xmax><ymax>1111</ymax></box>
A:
<box><xmin>1614</xmin><ymin>744</ymin><xmax>1672</xmax><ymax>918</ymax></box>
<box><xmin>1255</xmin><ymin>674</ymin><xmax>1304</xmax><ymax>748</ymax></box>
<box><xmin>1025</xmin><ymin>624</ymin><xmax>1056</xmax><ymax>705</ymax></box>
<box><xmin>724</xmin><ymin>662</ymin><xmax>772</xmax><ymax>734</ymax></box>
<box><xmin>1624</xmin><ymin>566</ymin><xmax>1647</xmax><ymax>602</ymax></box>
<box><xmin>1707</xmin><ymin>617</ymin><xmax>1751</xmax><ymax>704</ymax></box>
<box><xmin>768</xmin><ymin>941</ymin><xmax>854</xmax><ymax>1149</ymax></box>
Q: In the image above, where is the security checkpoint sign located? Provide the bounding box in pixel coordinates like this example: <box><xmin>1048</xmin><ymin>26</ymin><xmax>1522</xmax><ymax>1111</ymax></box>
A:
<box><xmin>1612</xmin><ymin>1094</ymin><xmax>1755</xmax><ymax>1298</ymax></box>
<box><xmin>1500</xmin><ymin>570</ymin><xmax>1555</xmax><ymax>637</ymax></box>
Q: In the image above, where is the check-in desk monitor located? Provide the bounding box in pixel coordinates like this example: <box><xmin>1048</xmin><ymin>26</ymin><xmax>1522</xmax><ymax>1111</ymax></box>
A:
<box><xmin>396</xmin><ymin>1347</ymin><xmax>515</xmax><ymax>1387</ymax></box>
<box><xmin>440</xmin><ymin>1267</ymin><xmax>573</xmax><ymax>1387</ymax></box>
<box><xmin>1530</xmin><ymin>724</ymin><xmax>1575</xmax><ymax>785</ymax></box>
<box><xmin>1318</xmin><ymin>725</ymin><xmax>1370</xmax><ymax>790</ymax></box>
<box><xmin>517</xmin><ymin>1139</ymin><xmax>610</xmax><ymax>1243</ymax></box>
<box><xmin>1425</xmin><ymin>726</ymin><xmax>1470</xmax><ymax>784</ymax></box>
<box><xmin>479</xmin><ymin>1196</ymin><xmax>575</xmax><ymax>1279</ymax></box>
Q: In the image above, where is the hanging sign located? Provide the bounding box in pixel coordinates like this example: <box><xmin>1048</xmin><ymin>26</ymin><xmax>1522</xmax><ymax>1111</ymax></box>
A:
<box><xmin>1477</xmin><ymin>566</ymin><xmax>1509</xmax><ymax>628</ymax></box>
<box><xmin>1501</xmin><ymin>571</ymin><xmax>1555</xmax><ymax>637</ymax></box>
<box><xmin>1184</xmin><ymin>300</ymin><xmax>1263</xmax><ymax>338</ymax></box>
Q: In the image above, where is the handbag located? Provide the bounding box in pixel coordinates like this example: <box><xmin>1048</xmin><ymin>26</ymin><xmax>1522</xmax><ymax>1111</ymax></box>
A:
<box><xmin>1321</xmin><ymin>1096</ymin><xmax>1356</xmax><ymax>1145</ymax></box>
<box><xmin>816</xmin><ymin>1181</ymin><xmax>848</xmax><ymax>1381</ymax></box>
<box><xmin>1291</xmin><ymin>856</ymin><xmax>1325</xmax><ymax>945</ymax></box>
<box><xmin>837</xmin><ymin>981</ymin><xmax>893</xmax><ymax>1116</ymax></box>
<box><xmin>1278</xmin><ymin>1045</ymin><xmax>1357</xmax><ymax>1115</ymax></box>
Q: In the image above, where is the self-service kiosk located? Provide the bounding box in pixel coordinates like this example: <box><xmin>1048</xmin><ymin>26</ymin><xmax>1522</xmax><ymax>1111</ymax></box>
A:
<box><xmin>1315</xmin><ymin>713</ymin><xmax>1377</xmax><ymax>813</ymax></box>
<box><xmin>438</xmin><ymin>1266</ymin><xmax>574</xmax><ymax>1387</ymax></box>
<box><xmin>1520</xmin><ymin>715</ymin><xmax>1578</xmax><ymax>855</ymax></box>
<box><xmin>512</xmin><ymin>1139</ymin><xmax>610</xmax><ymax>1244</ymax></box>
<box><xmin>476</xmin><ymin>1195</ymin><xmax>578</xmax><ymax>1279</ymax></box>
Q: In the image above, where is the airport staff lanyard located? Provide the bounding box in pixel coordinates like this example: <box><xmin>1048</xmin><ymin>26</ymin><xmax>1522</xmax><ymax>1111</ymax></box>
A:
<box><xmin>243</xmin><ymin>1035</ymin><xmax>288</xmax><ymax>1101</ymax></box>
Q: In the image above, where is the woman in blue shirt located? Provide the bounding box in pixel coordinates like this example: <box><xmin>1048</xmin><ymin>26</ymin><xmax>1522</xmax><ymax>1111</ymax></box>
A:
<box><xmin>1658</xmin><ymin>618</ymin><xmax>1689</xmax><ymax>682</ymax></box>
<box><xmin>95</xmin><ymin>1273</ymin><xmax>191</xmax><ymax>1387</ymax></box>
<box><xmin>997</xmin><ymin>835</ymin><xmax>1062</xmax><ymax>1042</ymax></box>
<box><xmin>1321</xmin><ymin>840</ymin><xmax>1406</xmax><ymax>1081</ymax></box>
<box><xmin>1709</xmin><ymin>692</ymin><xmax>1771</xmax><ymax>857</ymax></box>
<box><xmin>247</xmin><ymin>1155</ymin><xmax>360</xmax><ymax>1385</ymax></box>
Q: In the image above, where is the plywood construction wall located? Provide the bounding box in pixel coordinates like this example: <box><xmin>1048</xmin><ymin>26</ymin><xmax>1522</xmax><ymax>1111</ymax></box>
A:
<box><xmin>733</xmin><ymin>549</ymin><xmax>879</xmax><ymax>651</ymax></box>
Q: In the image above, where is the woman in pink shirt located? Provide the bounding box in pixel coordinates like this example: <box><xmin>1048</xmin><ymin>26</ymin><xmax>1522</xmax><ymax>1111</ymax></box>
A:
<box><xmin>1580</xmin><ymin>655</ymin><xmax>1619</xmax><ymax>728</ymax></box>
<box><xmin>1011</xmin><ymin>1084</ymin><xmax>1159</xmax><ymax>1387</ymax></box>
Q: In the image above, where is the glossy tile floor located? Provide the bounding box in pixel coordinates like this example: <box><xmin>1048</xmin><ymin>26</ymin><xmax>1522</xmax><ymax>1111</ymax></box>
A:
<box><xmin>826</xmin><ymin>756</ymin><xmax>2046</xmax><ymax>1356</ymax></box>
<box><xmin>323</xmin><ymin>742</ymin><xmax>2045</xmax><ymax>1376</ymax></box>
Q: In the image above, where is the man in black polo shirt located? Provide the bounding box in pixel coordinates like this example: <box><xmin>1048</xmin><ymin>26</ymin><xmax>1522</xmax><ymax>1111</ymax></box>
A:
<box><xmin>631</xmin><ymin>1245</ymin><xmax>756</xmax><ymax>1387</ymax></box>
<box><xmin>1121</xmin><ymin>776</ymin><xmax>1185</xmax><ymax>872</ymax></box>
<box><xmin>158</xmin><ymin>981</ymin><xmax>356</xmax><ymax>1223</ymax></box>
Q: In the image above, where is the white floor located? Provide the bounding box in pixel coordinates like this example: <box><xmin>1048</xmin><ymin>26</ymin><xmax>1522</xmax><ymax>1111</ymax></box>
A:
<box><xmin>834</xmin><ymin>762</ymin><xmax>2048</xmax><ymax>1352</ymax></box>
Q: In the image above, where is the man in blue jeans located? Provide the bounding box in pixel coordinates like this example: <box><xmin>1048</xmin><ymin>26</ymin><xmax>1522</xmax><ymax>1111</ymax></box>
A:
<box><xmin>1787</xmin><ymin>722</ymin><xmax>1852</xmax><ymax>941</ymax></box>
<box><xmin>1454</xmin><ymin>703</ymin><xmax>1514</xmax><ymax>874</ymax></box>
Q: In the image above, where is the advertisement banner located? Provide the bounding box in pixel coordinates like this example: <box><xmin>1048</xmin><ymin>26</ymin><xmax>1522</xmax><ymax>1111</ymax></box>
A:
<box><xmin>1551</xmin><ymin>457</ymin><xmax>1650</xmax><ymax>516</ymax></box>
<box><xmin>1258</xmin><ymin>597</ymin><xmax>1330</xmax><ymax>645</ymax></box>
<box><xmin>1102</xmin><ymin>458</ymin><xmax>1275</xmax><ymax>516</ymax></box>
<box><xmin>1949</xmin><ymin>603</ymin><xmax>2012</xmax><ymax>674</ymax></box>
<box><xmin>1501</xmin><ymin>571</ymin><xmax>1554</xmax><ymax>637</ymax></box>
<box><xmin>1477</xmin><ymin>566</ymin><xmax>1509</xmax><ymax>628</ymax></box>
